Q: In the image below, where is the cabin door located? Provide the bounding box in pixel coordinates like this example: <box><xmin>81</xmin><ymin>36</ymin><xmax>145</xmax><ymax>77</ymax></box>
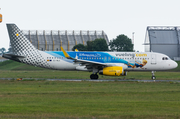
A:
<box><xmin>151</xmin><ymin>54</ymin><xmax>156</xmax><ymax>64</ymax></box>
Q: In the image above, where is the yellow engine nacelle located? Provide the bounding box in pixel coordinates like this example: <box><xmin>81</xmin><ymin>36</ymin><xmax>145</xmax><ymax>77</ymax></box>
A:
<box><xmin>99</xmin><ymin>66</ymin><xmax>124</xmax><ymax>76</ymax></box>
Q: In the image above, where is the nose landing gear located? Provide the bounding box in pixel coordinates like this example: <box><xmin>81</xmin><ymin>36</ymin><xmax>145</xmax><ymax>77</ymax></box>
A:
<box><xmin>151</xmin><ymin>71</ymin><xmax>156</xmax><ymax>80</ymax></box>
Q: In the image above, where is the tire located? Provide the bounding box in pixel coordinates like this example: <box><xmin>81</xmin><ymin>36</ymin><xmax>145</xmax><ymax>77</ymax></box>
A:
<box><xmin>95</xmin><ymin>74</ymin><xmax>99</xmax><ymax>79</ymax></box>
<box><xmin>152</xmin><ymin>76</ymin><xmax>156</xmax><ymax>80</ymax></box>
<box><xmin>90</xmin><ymin>74</ymin><xmax>94</xmax><ymax>79</ymax></box>
<box><xmin>90</xmin><ymin>74</ymin><xmax>99</xmax><ymax>80</ymax></box>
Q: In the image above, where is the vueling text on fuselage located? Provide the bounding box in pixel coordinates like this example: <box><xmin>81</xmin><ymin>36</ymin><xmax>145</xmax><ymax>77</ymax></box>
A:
<box><xmin>115</xmin><ymin>53</ymin><xmax>147</xmax><ymax>58</ymax></box>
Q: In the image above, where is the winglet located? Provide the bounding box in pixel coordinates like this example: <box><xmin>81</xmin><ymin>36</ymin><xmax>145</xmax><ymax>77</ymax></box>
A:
<box><xmin>61</xmin><ymin>46</ymin><xmax>70</xmax><ymax>58</ymax></box>
<box><xmin>75</xmin><ymin>49</ymin><xmax>79</xmax><ymax>52</ymax></box>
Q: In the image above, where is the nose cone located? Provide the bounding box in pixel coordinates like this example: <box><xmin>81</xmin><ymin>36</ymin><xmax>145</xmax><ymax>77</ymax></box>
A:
<box><xmin>172</xmin><ymin>61</ymin><xmax>178</xmax><ymax>69</ymax></box>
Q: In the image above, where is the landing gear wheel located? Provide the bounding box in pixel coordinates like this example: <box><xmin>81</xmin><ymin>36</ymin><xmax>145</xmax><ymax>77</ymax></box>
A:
<box><xmin>90</xmin><ymin>74</ymin><xmax>94</xmax><ymax>79</ymax></box>
<box><xmin>151</xmin><ymin>71</ymin><xmax>156</xmax><ymax>80</ymax></box>
<box><xmin>90</xmin><ymin>74</ymin><xmax>99</xmax><ymax>80</ymax></box>
<box><xmin>152</xmin><ymin>76</ymin><xmax>156</xmax><ymax>80</ymax></box>
<box><xmin>95</xmin><ymin>74</ymin><xmax>99</xmax><ymax>79</ymax></box>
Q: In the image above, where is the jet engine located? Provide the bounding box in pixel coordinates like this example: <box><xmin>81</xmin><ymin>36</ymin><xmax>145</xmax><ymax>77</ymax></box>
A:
<box><xmin>99</xmin><ymin>66</ymin><xmax>127</xmax><ymax>76</ymax></box>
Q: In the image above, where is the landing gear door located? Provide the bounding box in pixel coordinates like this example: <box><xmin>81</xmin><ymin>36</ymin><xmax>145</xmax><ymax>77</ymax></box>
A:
<box><xmin>151</xmin><ymin>54</ymin><xmax>156</xmax><ymax>64</ymax></box>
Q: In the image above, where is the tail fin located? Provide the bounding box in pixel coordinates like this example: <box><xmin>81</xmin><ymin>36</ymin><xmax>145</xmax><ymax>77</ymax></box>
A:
<box><xmin>6</xmin><ymin>24</ymin><xmax>50</xmax><ymax>68</ymax></box>
<box><xmin>6</xmin><ymin>24</ymin><xmax>37</xmax><ymax>55</ymax></box>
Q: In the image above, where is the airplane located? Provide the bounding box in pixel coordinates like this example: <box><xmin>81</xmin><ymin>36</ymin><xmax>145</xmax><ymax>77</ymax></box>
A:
<box><xmin>3</xmin><ymin>24</ymin><xmax>178</xmax><ymax>80</ymax></box>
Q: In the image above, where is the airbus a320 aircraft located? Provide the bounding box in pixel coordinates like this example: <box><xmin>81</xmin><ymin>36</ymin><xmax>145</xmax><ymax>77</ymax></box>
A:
<box><xmin>3</xmin><ymin>24</ymin><xmax>178</xmax><ymax>80</ymax></box>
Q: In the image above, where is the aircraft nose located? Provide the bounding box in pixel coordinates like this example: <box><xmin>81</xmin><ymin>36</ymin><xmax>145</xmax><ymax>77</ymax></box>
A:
<box><xmin>172</xmin><ymin>61</ymin><xmax>178</xmax><ymax>69</ymax></box>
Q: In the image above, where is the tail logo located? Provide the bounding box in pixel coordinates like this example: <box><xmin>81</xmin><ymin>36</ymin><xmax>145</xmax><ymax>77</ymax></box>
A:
<box><xmin>16</xmin><ymin>33</ymin><xmax>19</xmax><ymax>36</ymax></box>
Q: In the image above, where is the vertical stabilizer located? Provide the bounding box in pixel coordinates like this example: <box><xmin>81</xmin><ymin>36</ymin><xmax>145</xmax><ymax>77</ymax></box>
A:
<box><xmin>7</xmin><ymin>24</ymin><xmax>36</xmax><ymax>55</ymax></box>
<box><xmin>6</xmin><ymin>24</ymin><xmax>51</xmax><ymax>68</ymax></box>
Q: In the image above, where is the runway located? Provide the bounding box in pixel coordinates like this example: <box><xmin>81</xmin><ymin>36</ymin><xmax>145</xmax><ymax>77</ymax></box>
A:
<box><xmin>0</xmin><ymin>78</ymin><xmax>180</xmax><ymax>82</ymax></box>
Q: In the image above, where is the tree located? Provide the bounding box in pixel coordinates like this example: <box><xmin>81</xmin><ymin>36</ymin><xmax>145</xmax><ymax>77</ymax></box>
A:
<box><xmin>109</xmin><ymin>34</ymin><xmax>133</xmax><ymax>51</ymax></box>
<box><xmin>0</xmin><ymin>47</ymin><xmax>6</xmax><ymax>54</ymax></box>
<box><xmin>86</xmin><ymin>41</ymin><xmax>93</xmax><ymax>51</ymax></box>
<box><xmin>72</xmin><ymin>44</ymin><xmax>87</xmax><ymax>51</ymax></box>
<box><xmin>7</xmin><ymin>48</ymin><xmax>11</xmax><ymax>53</ymax></box>
<box><xmin>72</xmin><ymin>38</ymin><xmax>109</xmax><ymax>51</ymax></box>
<box><xmin>90</xmin><ymin>38</ymin><xmax>108</xmax><ymax>51</ymax></box>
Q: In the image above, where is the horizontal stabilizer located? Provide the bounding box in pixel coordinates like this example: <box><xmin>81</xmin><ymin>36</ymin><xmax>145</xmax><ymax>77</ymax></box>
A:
<box><xmin>2</xmin><ymin>53</ymin><xmax>26</xmax><ymax>59</ymax></box>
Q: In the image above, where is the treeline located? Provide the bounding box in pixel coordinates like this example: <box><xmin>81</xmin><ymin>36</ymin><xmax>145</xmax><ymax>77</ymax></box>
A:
<box><xmin>0</xmin><ymin>48</ymin><xmax>10</xmax><ymax>55</ymax></box>
<box><xmin>72</xmin><ymin>34</ymin><xmax>133</xmax><ymax>51</ymax></box>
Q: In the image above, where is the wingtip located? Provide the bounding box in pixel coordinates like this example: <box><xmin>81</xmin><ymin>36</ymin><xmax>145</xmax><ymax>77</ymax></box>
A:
<box><xmin>61</xmin><ymin>46</ymin><xmax>70</xmax><ymax>58</ymax></box>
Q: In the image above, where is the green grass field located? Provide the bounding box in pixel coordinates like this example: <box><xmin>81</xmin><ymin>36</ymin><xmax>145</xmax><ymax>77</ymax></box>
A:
<box><xmin>0</xmin><ymin>60</ymin><xmax>180</xmax><ymax>118</ymax></box>
<box><xmin>0</xmin><ymin>80</ymin><xmax>180</xmax><ymax>118</ymax></box>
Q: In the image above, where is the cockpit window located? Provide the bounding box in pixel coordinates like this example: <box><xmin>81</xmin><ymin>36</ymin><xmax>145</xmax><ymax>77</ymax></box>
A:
<box><xmin>162</xmin><ymin>57</ymin><xmax>169</xmax><ymax>60</ymax></box>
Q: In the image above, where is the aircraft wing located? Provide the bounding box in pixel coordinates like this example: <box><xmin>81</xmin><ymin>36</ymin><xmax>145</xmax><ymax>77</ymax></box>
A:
<box><xmin>61</xmin><ymin>47</ymin><xmax>107</xmax><ymax>69</ymax></box>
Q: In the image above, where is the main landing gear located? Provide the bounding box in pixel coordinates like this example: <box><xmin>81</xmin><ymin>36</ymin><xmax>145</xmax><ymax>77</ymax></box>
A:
<box><xmin>90</xmin><ymin>67</ymin><xmax>99</xmax><ymax>80</ymax></box>
<box><xmin>90</xmin><ymin>74</ymin><xmax>99</xmax><ymax>80</ymax></box>
<box><xmin>151</xmin><ymin>71</ymin><xmax>156</xmax><ymax>80</ymax></box>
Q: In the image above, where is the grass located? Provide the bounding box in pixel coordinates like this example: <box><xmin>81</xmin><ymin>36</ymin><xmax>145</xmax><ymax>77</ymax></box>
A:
<box><xmin>0</xmin><ymin>60</ymin><xmax>48</xmax><ymax>71</ymax></box>
<box><xmin>0</xmin><ymin>60</ymin><xmax>180</xmax><ymax>118</ymax></box>
<box><xmin>0</xmin><ymin>70</ymin><xmax>180</xmax><ymax>80</ymax></box>
<box><xmin>0</xmin><ymin>81</ymin><xmax>180</xmax><ymax>118</ymax></box>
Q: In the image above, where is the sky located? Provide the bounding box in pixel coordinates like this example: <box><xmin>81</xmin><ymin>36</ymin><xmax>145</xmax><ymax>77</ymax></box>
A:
<box><xmin>1</xmin><ymin>0</ymin><xmax>180</xmax><ymax>52</ymax></box>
